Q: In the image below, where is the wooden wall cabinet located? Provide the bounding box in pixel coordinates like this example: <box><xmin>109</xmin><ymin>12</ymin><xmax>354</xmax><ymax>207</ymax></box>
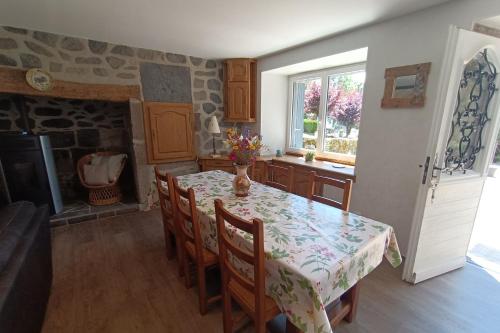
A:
<box><xmin>143</xmin><ymin>102</ymin><xmax>195</xmax><ymax>164</ymax></box>
<box><xmin>224</xmin><ymin>59</ymin><xmax>256</xmax><ymax>122</ymax></box>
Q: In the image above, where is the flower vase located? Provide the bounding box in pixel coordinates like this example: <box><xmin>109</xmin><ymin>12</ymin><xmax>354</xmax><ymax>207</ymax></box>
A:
<box><xmin>233</xmin><ymin>164</ymin><xmax>251</xmax><ymax>197</ymax></box>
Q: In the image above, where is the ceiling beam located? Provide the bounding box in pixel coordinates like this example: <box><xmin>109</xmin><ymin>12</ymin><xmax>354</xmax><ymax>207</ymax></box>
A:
<box><xmin>0</xmin><ymin>67</ymin><xmax>141</xmax><ymax>102</ymax></box>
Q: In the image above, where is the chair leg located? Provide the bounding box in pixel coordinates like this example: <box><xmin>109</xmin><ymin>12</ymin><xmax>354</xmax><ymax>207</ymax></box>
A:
<box><xmin>345</xmin><ymin>282</ymin><xmax>361</xmax><ymax>323</ymax></box>
<box><xmin>197</xmin><ymin>265</ymin><xmax>207</xmax><ymax>315</ymax></box>
<box><xmin>256</xmin><ymin>321</ymin><xmax>267</xmax><ymax>333</ymax></box>
<box><xmin>183</xmin><ymin>254</ymin><xmax>192</xmax><ymax>289</ymax></box>
<box><xmin>222</xmin><ymin>288</ymin><xmax>233</xmax><ymax>333</ymax></box>
<box><xmin>176</xmin><ymin>241</ymin><xmax>184</xmax><ymax>277</ymax></box>
<box><xmin>164</xmin><ymin>227</ymin><xmax>175</xmax><ymax>260</ymax></box>
<box><xmin>285</xmin><ymin>319</ymin><xmax>302</xmax><ymax>333</ymax></box>
<box><xmin>173</xmin><ymin>225</ymin><xmax>184</xmax><ymax>277</ymax></box>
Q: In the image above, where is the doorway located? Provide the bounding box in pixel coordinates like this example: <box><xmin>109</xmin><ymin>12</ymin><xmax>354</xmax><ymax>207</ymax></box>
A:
<box><xmin>403</xmin><ymin>26</ymin><xmax>500</xmax><ymax>283</ymax></box>
<box><xmin>467</xmin><ymin>132</ymin><xmax>500</xmax><ymax>280</ymax></box>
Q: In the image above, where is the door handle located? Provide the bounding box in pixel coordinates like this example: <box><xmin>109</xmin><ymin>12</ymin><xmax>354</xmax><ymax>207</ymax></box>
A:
<box><xmin>420</xmin><ymin>156</ymin><xmax>442</xmax><ymax>202</ymax></box>
<box><xmin>420</xmin><ymin>156</ymin><xmax>431</xmax><ymax>184</ymax></box>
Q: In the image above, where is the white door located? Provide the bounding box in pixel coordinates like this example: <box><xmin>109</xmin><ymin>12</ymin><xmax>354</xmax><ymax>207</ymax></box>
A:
<box><xmin>403</xmin><ymin>26</ymin><xmax>500</xmax><ymax>283</ymax></box>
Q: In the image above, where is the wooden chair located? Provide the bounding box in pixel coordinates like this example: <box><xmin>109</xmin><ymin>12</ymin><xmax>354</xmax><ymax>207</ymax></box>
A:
<box><xmin>265</xmin><ymin>163</ymin><xmax>294</xmax><ymax>192</ymax></box>
<box><xmin>284</xmin><ymin>282</ymin><xmax>361</xmax><ymax>332</ymax></box>
<box><xmin>306</xmin><ymin>171</ymin><xmax>353</xmax><ymax>211</ymax></box>
<box><xmin>154</xmin><ymin>167</ymin><xmax>185</xmax><ymax>278</ymax></box>
<box><xmin>327</xmin><ymin>282</ymin><xmax>361</xmax><ymax>327</ymax></box>
<box><xmin>154</xmin><ymin>167</ymin><xmax>177</xmax><ymax>260</ymax></box>
<box><xmin>214</xmin><ymin>199</ymin><xmax>281</xmax><ymax>333</ymax></box>
<box><xmin>171</xmin><ymin>177</ymin><xmax>221</xmax><ymax>315</ymax></box>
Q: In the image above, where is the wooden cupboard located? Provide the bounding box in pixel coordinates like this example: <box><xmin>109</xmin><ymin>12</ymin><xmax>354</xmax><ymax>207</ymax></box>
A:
<box><xmin>198</xmin><ymin>155</ymin><xmax>355</xmax><ymax>195</ymax></box>
<box><xmin>224</xmin><ymin>59</ymin><xmax>256</xmax><ymax>122</ymax></box>
<box><xmin>226</xmin><ymin>59</ymin><xmax>251</xmax><ymax>81</ymax></box>
<box><xmin>198</xmin><ymin>156</ymin><xmax>267</xmax><ymax>183</ymax></box>
<box><xmin>143</xmin><ymin>102</ymin><xmax>195</xmax><ymax>164</ymax></box>
<box><xmin>198</xmin><ymin>157</ymin><xmax>235</xmax><ymax>175</ymax></box>
<box><xmin>272</xmin><ymin>159</ymin><xmax>355</xmax><ymax>197</ymax></box>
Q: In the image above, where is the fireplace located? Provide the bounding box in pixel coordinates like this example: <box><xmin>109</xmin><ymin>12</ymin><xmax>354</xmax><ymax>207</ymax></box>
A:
<box><xmin>0</xmin><ymin>93</ymin><xmax>139</xmax><ymax>222</ymax></box>
<box><xmin>0</xmin><ymin>24</ymin><xmax>233</xmax><ymax>223</ymax></box>
<box><xmin>0</xmin><ymin>133</ymin><xmax>63</xmax><ymax>214</ymax></box>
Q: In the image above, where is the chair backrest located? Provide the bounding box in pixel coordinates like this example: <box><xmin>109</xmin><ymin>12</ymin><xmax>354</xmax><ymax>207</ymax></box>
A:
<box><xmin>306</xmin><ymin>171</ymin><xmax>353</xmax><ymax>211</ymax></box>
<box><xmin>171</xmin><ymin>177</ymin><xmax>205</xmax><ymax>263</ymax></box>
<box><xmin>265</xmin><ymin>163</ymin><xmax>294</xmax><ymax>192</ymax></box>
<box><xmin>154</xmin><ymin>167</ymin><xmax>174</xmax><ymax>222</ymax></box>
<box><xmin>214</xmin><ymin>199</ymin><xmax>266</xmax><ymax>322</ymax></box>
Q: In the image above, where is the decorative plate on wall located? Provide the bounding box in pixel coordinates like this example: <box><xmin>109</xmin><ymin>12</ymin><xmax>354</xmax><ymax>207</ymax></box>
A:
<box><xmin>26</xmin><ymin>69</ymin><xmax>53</xmax><ymax>91</ymax></box>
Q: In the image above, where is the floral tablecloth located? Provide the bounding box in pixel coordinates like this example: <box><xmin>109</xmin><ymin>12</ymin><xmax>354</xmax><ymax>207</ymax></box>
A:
<box><xmin>176</xmin><ymin>170</ymin><xmax>401</xmax><ymax>333</ymax></box>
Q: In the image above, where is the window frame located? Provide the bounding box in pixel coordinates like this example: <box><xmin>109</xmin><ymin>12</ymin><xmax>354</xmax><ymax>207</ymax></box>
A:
<box><xmin>286</xmin><ymin>63</ymin><xmax>367</xmax><ymax>165</ymax></box>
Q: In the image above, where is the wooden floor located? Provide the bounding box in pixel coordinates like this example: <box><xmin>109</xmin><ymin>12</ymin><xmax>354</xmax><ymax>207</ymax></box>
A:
<box><xmin>42</xmin><ymin>209</ymin><xmax>500</xmax><ymax>333</ymax></box>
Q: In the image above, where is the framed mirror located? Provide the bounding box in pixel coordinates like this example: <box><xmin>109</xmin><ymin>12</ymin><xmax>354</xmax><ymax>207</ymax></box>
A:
<box><xmin>381</xmin><ymin>62</ymin><xmax>431</xmax><ymax>108</ymax></box>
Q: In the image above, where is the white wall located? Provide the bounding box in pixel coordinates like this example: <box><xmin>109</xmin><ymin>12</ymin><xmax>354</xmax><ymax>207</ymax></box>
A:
<box><xmin>256</xmin><ymin>0</ymin><xmax>500</xmax><ymax>255</ymax></box>
<box><xmin>260</xmin><ymin>73</ymin><xmax>288</xmax><ymax>153</ymax></box>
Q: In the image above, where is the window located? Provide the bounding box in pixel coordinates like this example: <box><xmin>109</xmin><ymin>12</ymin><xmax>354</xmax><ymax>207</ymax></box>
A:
<box><xmin>444</xmin><ymin>49</ymin><xmax>498</xmax><ymax>174</ymax></box>
<box><xmin>288</xmin><ymin>64</ymin><xmax>366</xmax><ymax>164</ymax></box>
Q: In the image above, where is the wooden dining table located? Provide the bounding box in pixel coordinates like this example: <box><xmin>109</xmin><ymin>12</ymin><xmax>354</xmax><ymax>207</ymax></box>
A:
<box><xmin>176</xmin><ymin>170</ymin><xmax>402</xmax><ymax>333</ymax></box>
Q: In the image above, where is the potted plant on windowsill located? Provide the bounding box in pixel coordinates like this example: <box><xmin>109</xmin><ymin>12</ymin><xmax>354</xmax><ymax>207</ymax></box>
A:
<box><xmin>305</xmin><ymin>150</ymin><xmax>315</xmax><ymax>162</ymax></box>
<box><xmin>225</xmin><ymin>128</ymin><xmax>264</xmax><ymax>197</ymax></box>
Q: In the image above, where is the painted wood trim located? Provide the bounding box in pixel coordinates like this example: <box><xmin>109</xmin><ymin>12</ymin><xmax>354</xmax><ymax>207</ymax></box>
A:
<box><xmin>411</xmin><ymin>176</ymin><xmax>484</xmax><ymax>284</ymax></box>
<box><xmin>403</xmin><ymin>26</ymin><xmax>460</xmax><ymax>282</ymax></box>
<box><xmin>0</xmin><ymin>67</ymin><xmax>141</xmax><ymax>102</ymax></box>
<box><xmin>413</xmin><ymin>257</ymin><xmax>466</xmax><ymax>284</ymax></box>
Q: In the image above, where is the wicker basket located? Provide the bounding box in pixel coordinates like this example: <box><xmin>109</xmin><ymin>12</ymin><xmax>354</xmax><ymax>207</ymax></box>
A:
<box><xmin>77</xmin><ymin>152</ymin><xmax>126</xmax><ymax>206</ymax></box>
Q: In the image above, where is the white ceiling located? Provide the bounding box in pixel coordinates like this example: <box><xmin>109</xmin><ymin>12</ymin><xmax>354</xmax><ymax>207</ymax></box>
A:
<box><xmin>0</xmin><ymin>0</ymin><xmax>453</xmax><ymax>59</ymax></box>
<box><xmin>266</xmin><ymin>48</ymin><xmax>368</xmax><ymax>75</ymax></box>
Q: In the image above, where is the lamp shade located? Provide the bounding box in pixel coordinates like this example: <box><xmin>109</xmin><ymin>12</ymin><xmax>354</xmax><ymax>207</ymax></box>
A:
<box><xmin>207</xmin><ymin>115</ymin><xmax>221</xmax><ymax>134</ymax></box>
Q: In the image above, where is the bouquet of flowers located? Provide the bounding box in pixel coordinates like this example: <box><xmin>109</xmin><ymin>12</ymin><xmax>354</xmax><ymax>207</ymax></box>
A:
<box><xmin>225</xmin><ymin>128</ymin><xmax>264</xmax><ymax>166</ymax></box>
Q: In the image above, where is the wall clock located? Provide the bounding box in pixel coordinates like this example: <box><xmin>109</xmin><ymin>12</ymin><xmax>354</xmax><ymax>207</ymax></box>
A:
<box><xmin>25</xmin><ymin>69</ymin><xmax>53</xmax><ymax>92</ymax></box>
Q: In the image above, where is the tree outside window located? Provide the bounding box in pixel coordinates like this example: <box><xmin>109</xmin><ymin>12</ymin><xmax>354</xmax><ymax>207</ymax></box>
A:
<box><xmin>324</xmin><ymin>72</ymin><xmax>365</xmax><ymax>155</ymax></box>
<box><xmin>289</xmin><ymin>67</ymin><xmax>365</xmax><ymax>162</ymax></box>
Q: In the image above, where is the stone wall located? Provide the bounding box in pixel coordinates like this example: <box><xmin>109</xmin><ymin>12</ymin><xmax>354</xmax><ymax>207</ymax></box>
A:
<box><xmin>0</xmin><ymin>25</ymin><xmax>243</xmax><ymax>208</ymax></box>
<box><xmin>0</xmin><ymin>93</ymin><xmax>133</xmax><ymax>200</ymax></box>
<box><xmin>0</xmin><ymin>96</ymin><xmax>17</xmax><ymax>130</ymax></box>
<box><xmin>0</xmin><ymin>25</ymin><xmax>234</xmax><ymax>157</ymax></box>
<box><xmin>0</xmin><ymin>93</ymin><xmax>129</xmax><ymax>132</ymax></box>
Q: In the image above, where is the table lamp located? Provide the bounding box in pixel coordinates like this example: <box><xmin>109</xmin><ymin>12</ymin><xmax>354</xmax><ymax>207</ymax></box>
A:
<box><xmin>207</xmin><ymin>115</ymin><xmax>221</xmax><ymax>157</ymax></box>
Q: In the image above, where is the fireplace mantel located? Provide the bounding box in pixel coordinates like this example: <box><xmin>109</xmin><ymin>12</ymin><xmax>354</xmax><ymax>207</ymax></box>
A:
<box><xmin>0</xmin><ymin>67</ymin><xmax>141</xmax><ymax>102</ymax></box>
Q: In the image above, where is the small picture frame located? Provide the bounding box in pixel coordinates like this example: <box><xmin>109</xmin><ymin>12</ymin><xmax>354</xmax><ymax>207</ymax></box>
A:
<box><xmin>381</xmin><ymin>62</ymin><xmax>431</xmax><ymax>108</ymax></box>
